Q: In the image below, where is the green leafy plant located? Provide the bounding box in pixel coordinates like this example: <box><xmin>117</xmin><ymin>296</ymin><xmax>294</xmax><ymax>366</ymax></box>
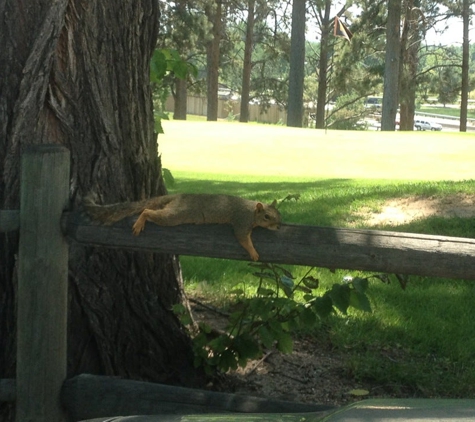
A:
<box><xmin>174</xmin><ymin>264</ymin><xmax>399</xmax><ymax>374</ymax></box>
<box><xmin>150</xmin><ymin>48</ymin><xmax>198</xmax><ymax>133</ymax></box>
<box><xmin>162</xmin><ymin>168</ymin><xmax>175</xmax><ymax>188</ymax></box>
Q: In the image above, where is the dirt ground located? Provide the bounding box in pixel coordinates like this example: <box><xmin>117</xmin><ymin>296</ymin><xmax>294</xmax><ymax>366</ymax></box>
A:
<box><xmin>362</xmin><ymin>193</ymin><xmax>475</xmax><ymax>226</ymax></box>
<box><xmin>190</xmin><ymin>194</ymin><xmax>475</xmax><ymax>408</ymax></box>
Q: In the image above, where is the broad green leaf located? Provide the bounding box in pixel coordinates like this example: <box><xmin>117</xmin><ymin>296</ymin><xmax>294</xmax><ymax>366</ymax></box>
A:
<box><xmin>349</xmin><ymin>290</ymin><xmax>372</xmax><ymax>313</ymax></box>
<box><xmin>276</xmin><ymin>332</ymin><xmax>293</xmax><ymax>354</ymax></box>
<box><xmin>299</xmin><ymin>306</ymin><xmax>317</xmax><ymax>327</ymax></box>
<box><xmin>208</xmin><ymin>335</ymin><xmax>231</xmax><ymax>353</ymax></box>
<box><xmin>233</xmin><ymin>333</ymin><xmax>261</xmax><ymax>361</ymax></box>
<box><xmin>169</xmin><ymin>48</ymin><xmax>182</xmax><ymax>62</ymax></box>
<box><xmin>312</xmin><ymin>295</ymin><xmax>333</xmax><ymax>318</ymax></box>
<box><xmin>329</xmin><ymin>284</ymin><xmax>351</xmax><ymax>314</ymax></box>
<box><xmin>180</xmin><ymin>313</ymin><xmax>193</xmax><ymax>326</ymax></box>
<box><xmin>150</xmin><ymin>50</ymin><xmax>167</xmax><ymax>82</ymax></box>
<box><xmin>352</xmin><ymin>277</ymin><xmax>369</xmax><ymax>294</ymax></box>
<box><xmin>173</xmin><ymin>60</ymin><xmax>190</xmax><ymax>79</ymax></box>
<box><xmin>258</xmin><ymin>325</ymin><xmax>275</xmax><ymax>349</ymax></box>
<box><xmin>302</xmin><ymin>276</ymin><xmax>319</xmax><ymax>289</ymax></box>
<box><xmin>218</xmin><ymin>349</ymin><xmax>238</xmax><ymax>371</ymax></box>
<box><xmin>162</xmin><ymin>168</ymin><xmax>175</xmax><ymax>188</ymax></box>
<box><xmin>172</xmin><ymin>303</ymin><xmax>186</xmax><ymax>315</ymax></box>
<box><xmin>187</xmin><ymin>62</ymin><xmax>198</xmax><ymax>78</ymax></box>
<box><xmin>274</xmin><ymin>265</ymin><xmax>294</xmax><ymax>279</ymax></box>
<box><xmin>295</xmin><ymin>285</ymin><xmax>312</xmax><ymax>294</ymax></box>
<box><xmin>193</xmin><ymin>332</ymin><xmax>209</xmax><ymax>348</ymax></box>
<box><xmin>269</xmin><ymin>319</ymin><xmax>284</xmax><ymax>336</ymax></box>
<box><xmin>279</xmin><ymin>275</ymin><xmax>294</xmax><ymax>298</ymax></box>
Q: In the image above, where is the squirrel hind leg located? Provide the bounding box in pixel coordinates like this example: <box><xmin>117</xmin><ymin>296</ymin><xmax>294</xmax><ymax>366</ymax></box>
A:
<box><xmin>132</xmin><ymin>208</ymin><xmax>186</xmax><ymax>236</ymax></box>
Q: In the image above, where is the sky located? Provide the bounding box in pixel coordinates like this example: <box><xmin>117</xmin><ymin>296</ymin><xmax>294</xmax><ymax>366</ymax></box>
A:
<box><xmin>425</xmin><ymin>17</ymin><xmax>472</xmax><ymax>46</ymax></box>
<box><xmin>307</xmin><ymin>4</ymin><xmax>472</xmax><ymax>47</ymax></box>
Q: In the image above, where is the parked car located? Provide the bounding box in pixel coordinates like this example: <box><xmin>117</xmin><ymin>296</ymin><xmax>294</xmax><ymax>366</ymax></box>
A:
<box><xmin>414</xmin><ymin>119</ymin><xmax>442</xmax><ymax>131</ymax></box>
<box><xmin>428</xmin><ymin>121</ymin><xmax>443</xmax><ymax>131</ymax></box>
<box><xmin>414</xmin><ymin>119</ymin><xmax>432</xmax><ymax>131</ymax></box>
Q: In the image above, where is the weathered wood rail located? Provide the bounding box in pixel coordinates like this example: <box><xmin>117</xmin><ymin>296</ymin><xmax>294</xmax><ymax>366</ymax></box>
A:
<box><xmin>5</xmin><ymin>210</ymin><xmax>475</xmax><ymax>280</ymax></box>
<box><xmin>1</xmin><ymin>144</ymin><xmax>475</xmax><ymax>421</ymax></box>
<box><xmin>65</xmin><ymin>213</ymin><xmax>475</xmax><ymax>280</ymax></box>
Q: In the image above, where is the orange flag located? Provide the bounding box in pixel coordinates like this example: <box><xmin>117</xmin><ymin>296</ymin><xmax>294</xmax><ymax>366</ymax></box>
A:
<box><xmin>334</xmin><ymin>16</ymin><xmax>353</xmax><ymax>42</ymax></box>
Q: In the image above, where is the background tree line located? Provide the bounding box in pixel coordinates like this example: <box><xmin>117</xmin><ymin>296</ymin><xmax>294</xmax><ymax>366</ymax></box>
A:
<box><xmin>158</xmin><ymin>0</ymin><xmax>474</xmax><ymax>131</ymax></box>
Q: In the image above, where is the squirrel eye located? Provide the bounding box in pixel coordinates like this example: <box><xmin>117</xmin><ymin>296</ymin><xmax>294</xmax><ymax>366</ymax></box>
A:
<box><xmin>264</xmin><ymin>214</ymin><xmax>270</xmax><ymax>220</ymax></box>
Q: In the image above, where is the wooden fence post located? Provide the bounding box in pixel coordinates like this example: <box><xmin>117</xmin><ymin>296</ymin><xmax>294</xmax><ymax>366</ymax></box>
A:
<box><xmin>16</xmin><ymin>145</ymin><xmax>70</xmax><ymax>422</ymax></box>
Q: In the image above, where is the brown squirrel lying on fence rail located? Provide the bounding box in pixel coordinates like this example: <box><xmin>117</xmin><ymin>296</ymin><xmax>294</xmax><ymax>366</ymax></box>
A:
<box><xmin>85</xmin><ymin>193</ymin><xmax>282</xmax><ymax>261</ymax></box>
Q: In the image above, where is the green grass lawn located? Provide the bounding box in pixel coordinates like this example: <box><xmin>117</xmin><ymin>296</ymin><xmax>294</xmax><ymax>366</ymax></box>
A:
<box><xmin>160</xmin><ymin>120</ymin><xmax>475</xmax><ymax>398</ymax></box>
<box><xmin>418</xmin><ymin>105</ymin><xmax>475</xmax><ymax>119</ymax></box>
<box><xmin>160</xmin><ymin>120</ymin><xmax>475</xmax><ymax>180</ymax></box>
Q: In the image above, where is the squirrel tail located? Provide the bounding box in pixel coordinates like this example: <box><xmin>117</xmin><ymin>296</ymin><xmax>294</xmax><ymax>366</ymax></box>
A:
<box><xmin>84</xmin><ymin>196</ymin><xmax>147</xmax><ymax>225</ymax></box>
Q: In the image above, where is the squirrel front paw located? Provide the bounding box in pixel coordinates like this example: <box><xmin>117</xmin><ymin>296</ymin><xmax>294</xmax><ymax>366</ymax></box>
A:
<box><xmin>132</xmin><ymin>218</ymin><xmax>145</xmax><ymax>236</ymax></box>
<box><xmin>249</xmin><ymin>250</ymin><xmax>259</xmax><ymax>261</ymax></box>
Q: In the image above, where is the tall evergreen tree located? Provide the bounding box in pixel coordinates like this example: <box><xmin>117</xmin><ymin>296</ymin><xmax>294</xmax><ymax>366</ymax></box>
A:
<box><xmin>287</xmin><ymin>0</ymin><xmax>307</xmax><ymax>127</ymax></box>
<box><xmin>206</xmin><ymin>0</ymin><xmax>223</xmax><ymax>121</ymax></box>
<box><xmin>240</xmin><ymin>0</ymin><xmax>256</xmax><ymax>122</ymax></box>
<box><xmin>460</xmin><ymin>0</ymin><xmax>472</xmax><ymax>131</ymax></box>
<box><xmin>314</xmin><ymin>0</ymin><xmax>332</xmax><ymax>129</ymax></box>
<box><xmin>382</xmin><ymin>0</ymin><xmax>402</xmax><ymax>131</ymax></box>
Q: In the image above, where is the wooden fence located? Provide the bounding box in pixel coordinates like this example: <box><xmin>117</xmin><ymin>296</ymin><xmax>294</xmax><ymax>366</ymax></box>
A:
<box><xmin>164</xmin><ymin>95</ymin><xmax>288</xmax><ymax>124</ymax></box>
<box><xmin>1</xmin><ymin>145</ymin><xmax>475</xmax><ymax>421</ymax></box>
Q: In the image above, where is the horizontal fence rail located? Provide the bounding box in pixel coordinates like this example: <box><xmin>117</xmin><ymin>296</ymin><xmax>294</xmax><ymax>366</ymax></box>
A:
<box><xmin>63</xmin><ymin>212</ymin><xmax>475</xmax><ymax>281</ymax></box>
<box><xmin>3</xmin><ymin>209</ymin><xmax>475</xmax><ymax>280</ymax></box>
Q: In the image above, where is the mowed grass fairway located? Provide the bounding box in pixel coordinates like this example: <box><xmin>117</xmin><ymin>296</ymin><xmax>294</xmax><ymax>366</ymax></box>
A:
<box><xmin>159</xmin><ymin>120</ymin><xmax>475</xmax><ymax>399</ymax></box>
<box><xmin>160</xmin><ymin>120</ymin><xmax>475</xmax><ymax>180</ymax></box>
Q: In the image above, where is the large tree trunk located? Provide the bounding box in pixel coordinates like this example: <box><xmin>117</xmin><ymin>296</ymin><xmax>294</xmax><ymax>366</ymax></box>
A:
<box><xmin>398</xmin><ymin>0</ymin><xmax>421</xmax><ymax>131</ymax></box>
<box><xmin>206</xmin><ymin>0</ymin><xmax>222</xmax><ymax>121</ymax></box>
<box><xmin>314</xmin><ymin>0</ymin><xmax>332</xmax><ymax>129</ymax></box>
<box><xmin>0</xmin><ymin>1</ymin><xmax>202</xmax><ymax>419</ymax></box>
<box><xmin>174</xmin><ymin>77</ymin><xmax>188</xmax><ymax>120</ymax></box>
<box><xmin>287</xmin><ymin>0</ymin><xmax>306</xmax><ymax>127</ymax></box>
<box><xmin>460</xmin><ymin>0</ymin><xmax>470</xmax><ymax>132</ymax></box>
<box><xmin>239</xmin><ymin>0</ymin><xmax>256</xmax><ymax>123</ymax></box>
<box><xmin>381</xmin><ymin>0</ymin><xmax>401</xmax><ymax>131</ymax></box>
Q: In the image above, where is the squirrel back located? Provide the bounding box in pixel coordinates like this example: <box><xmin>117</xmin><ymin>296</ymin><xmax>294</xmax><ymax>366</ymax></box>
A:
<box><xmin>85</xmin><ymin>193</ymin><xmax>282</xmax><ymax>260</ymax></box>
<box><xmin>85</xmin><ymin>193</ymin><xmax>281</xmax><ymax>228</ymax></box>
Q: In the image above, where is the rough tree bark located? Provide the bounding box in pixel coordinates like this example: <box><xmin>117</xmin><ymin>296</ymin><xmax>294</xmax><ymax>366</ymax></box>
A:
<box><xmin>287</xmin><ymin>0</ymin><xmax>306</xmax><ymax>127</ymax></box>
<box><xmin>314</xmin><ymin>0</ymin><xmax>332</xmax><ymax>129</ymax></box>
<box><xmin>0</xmin><ymin>0</ymin><xmax>202</xmax><ymax>419</ymax></box>
<box><xmin>460</xmin><ymin>0</ymin><xmax>470</xmax><ymax>132</ymax></box>
<box><xmin>174</xmin><ymin>77</ymin><xmax>188</xmax><ymax>120</ymax></box>
<box><xmin>398</xmin><ymin>0</ymin><xmax>422</xmax><ymax>131</ymax></box>
<box><xmin>172</xmin><ymin>0</ymin><xmax>188</xmax><ymax>121</ymax></box>
<box><xmin>381</xmin><ymin>0</ymin><xmax>401</xmax><ymax>131</ymax></box>
<box><xmin>239</xmin><ymin>0</ymin><xmax>256</xmax><ymax>123</ymax></box>
<box><xmin>206</xmin><ymin>0</ymin><xmax>222</xmax><ymax>121</ymax></box>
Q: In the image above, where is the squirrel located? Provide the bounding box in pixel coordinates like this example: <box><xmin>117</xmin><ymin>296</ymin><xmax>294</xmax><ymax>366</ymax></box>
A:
<box><xmin>84</xmin><ymin>193</ymin><xmax>282</xmax><ymax>261</ymax></box>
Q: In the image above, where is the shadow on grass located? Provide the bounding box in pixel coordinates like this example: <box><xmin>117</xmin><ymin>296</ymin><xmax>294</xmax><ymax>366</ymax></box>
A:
<box><xmin>169</xmin><ymin>177</ymin><xmax>475</xmax><ymax>227</ymax></box>
<box><xmin>327</xmin><ymin>214</ymin><xmax>475</xmax><ymax>398</ymax></box>
<box><xmin>171</xmin><ymin>176</ymin><xmax>475</xmax><ymax>397</ymax></box>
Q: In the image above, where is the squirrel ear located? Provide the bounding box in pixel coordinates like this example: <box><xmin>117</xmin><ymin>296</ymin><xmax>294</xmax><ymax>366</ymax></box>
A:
<box><xmin>270</xmin><ymin>200</ymin><xmax>278</xmax><ymax>207</ymax></box>
<box><xmin>256</xmin><ymin>202</ymin><xmax>264</xmax><ymax>211</ymax></box>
